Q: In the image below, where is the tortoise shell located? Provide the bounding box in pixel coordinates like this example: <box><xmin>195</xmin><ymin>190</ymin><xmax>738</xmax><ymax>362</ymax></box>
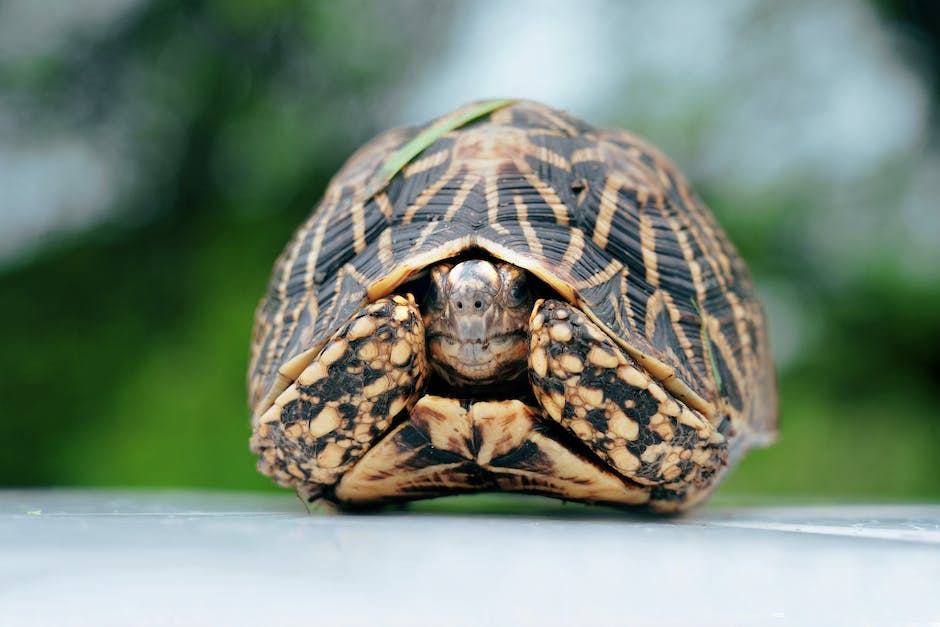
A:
<box><xmin>248</xmin><ymin>100</ymin><xmax>777</xmax><ymax>511</ymax></box>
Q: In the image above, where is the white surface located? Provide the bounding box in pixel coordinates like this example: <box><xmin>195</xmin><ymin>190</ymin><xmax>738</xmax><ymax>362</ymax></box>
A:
<box><xmin>2</xmin><ymin>490</ymin><xmax>939</xmax><ymax>626</ymax></box>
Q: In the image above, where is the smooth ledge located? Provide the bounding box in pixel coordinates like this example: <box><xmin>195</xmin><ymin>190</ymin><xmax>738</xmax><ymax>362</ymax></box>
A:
<box><xmin>2</xmin><ymin>489</ymin><xmax>939</xmax><ymax>626</ymax></box>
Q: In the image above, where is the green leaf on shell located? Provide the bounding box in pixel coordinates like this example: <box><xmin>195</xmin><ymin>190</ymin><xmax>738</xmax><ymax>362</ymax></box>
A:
<box><xmin>365</xmin><ymin>98</ymin><xmax>516</xmax><ymax>199</ymax></box>
<box><xmin>690</xmin><ymin>298</ymin><xmax>723</xmax><ymax>391</ymax></box>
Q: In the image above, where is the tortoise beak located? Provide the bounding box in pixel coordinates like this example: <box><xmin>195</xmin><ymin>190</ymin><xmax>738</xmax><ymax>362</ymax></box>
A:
<box><xmin>448</xmin><ymin>288</ymin><xmax>497</xmax><ymax>341</ymax></box>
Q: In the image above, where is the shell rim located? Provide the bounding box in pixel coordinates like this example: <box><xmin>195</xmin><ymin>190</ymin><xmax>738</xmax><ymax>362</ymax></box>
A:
<box><xmin>254</xmin><ymin>239</ymin><xmax>715</xmax><ymax>424</ymax></box>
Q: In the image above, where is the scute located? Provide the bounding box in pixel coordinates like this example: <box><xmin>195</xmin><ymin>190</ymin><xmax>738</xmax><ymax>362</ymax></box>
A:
<box><xmin>249</xmin><ymin>100</ymin><xmax>777</xmax><ymax>460</ymax></box>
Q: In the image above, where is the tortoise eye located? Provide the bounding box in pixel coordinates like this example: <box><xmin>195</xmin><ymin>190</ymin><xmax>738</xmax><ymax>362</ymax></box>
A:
<box><xmin>424</xmin><ymin>279</ymin><xmax>442</xmax><ymax>309</ymax></box>
<box><xmin>507</xmin><ymin>275</ymin><xmax>529</xmax><ymax>306</ymax></box>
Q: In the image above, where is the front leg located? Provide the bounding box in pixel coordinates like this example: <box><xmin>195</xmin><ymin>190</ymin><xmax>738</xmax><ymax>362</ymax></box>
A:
<box><xmin>528</xmin><ymin>299</ymin><xmax>728</xmax><ymax>511</ymax></box>
<box><xmin>250</xmin><ymin>294</ymin><xmax>428</xmax><ymax>504</ymax></box>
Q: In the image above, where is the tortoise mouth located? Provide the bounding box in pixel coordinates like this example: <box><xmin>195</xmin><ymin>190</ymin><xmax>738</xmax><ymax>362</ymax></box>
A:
<box><xmin>426</xmin><ymin>332</ymin><xmax>529</xmax><ymax>385</ymax></box>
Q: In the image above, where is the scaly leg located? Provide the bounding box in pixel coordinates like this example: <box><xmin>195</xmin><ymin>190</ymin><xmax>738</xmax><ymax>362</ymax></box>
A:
<box><xmin>528</xmin><ymin>299</ymin><xmax>728</xmax><ymax>511</ymax></box>
<box><xmin>250</xmin><ymin>294</ymin><xmax>427</xmax><ymax>503</ymax></box>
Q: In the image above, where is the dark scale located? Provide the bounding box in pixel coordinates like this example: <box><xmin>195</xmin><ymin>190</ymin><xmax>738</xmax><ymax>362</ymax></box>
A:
<box><xmin>650</xmin><ymin>307</ymin><xmax>685</xmax><ymax>367</ymax></box>
<box><xmin>338</xmin><ymin>403</ymin><xmax>358</xmax><ymax>421</ymax></box>
<box><xmin>361</xmin><ymin>195</ymin><xmax>393</xmax><ymax>247</ymax></box>
<box><xmin>300</xmin><ymin>364</ymin><xmax>355</xmax><ymax>405</ymax></box>
<box><xmin>634</xmin><ymin>426</ymin><xmax>664</xmax><ymax>451</ymax></box>
<box><xmin>620</xmin><ymin>386</ymin><xmax>662</xmax><ymax>427</ymax></box>
<box><xmin>495</xmin><ymin>174</ymin><xmax>539</xmax><ymax>223</ymax></box>
<box><xmin>528</xmin><ymin>371</ymin><xmax>565</xmax><ymax>398</ymax></box>
<box><xmin>310</xmin><ymin>184</ymin><xmax>358</xmax><ymax>283</ymax></box>
<box><xmin>523</xmin><ymin>149</ymin><xmax>582</xmax><ymax>207</ymax></box>
<box><xmin>584</xmin><ymin>408</ymin><xmax>612</xmax><ymax>437</ymax></box>
<box><xmin>607</xmin><ymin>190</ymin><xmax>650</xmax><ymax>276</ymax></box>
<box><xmin>404</xmin><ymin>170</ymin><xmax>473</xmax><ymax>225</ymax></box>
<box><xmin>488</xmin><ymin>440</ymin><xmax>549</xmax><ymax>473</ymax></box>
<box><xmin>393</xmin><ymin>138</ymin><xmax>456</xmax><ymax>212</ymax></box>
<box><xmin>282</xmin><ymin>307</ymin><xmax>313</xmax><ymax>367</ymax></box>
<box><xmin>369</xmin><ymin>389</ymin><xmax>407</xmax><ymax>420</ymax></box>
<box><xmin>709</xmin><ymin>336</ymin><xmax>743</xmax><ymax>412</ymax></box>
<box><xmin>280</xmin><ymin>398</ymin><xmax>314</xmax><ymax>427</ymax></box>
<box><xmin>669</xmin><ymin>421</ymin><xmax>707</xmax><ymax>452</ymax></box>
<box><xmin>648</xmin><ymin>484</ymin><xmax>692</xmax><ymax>504</ymax></box>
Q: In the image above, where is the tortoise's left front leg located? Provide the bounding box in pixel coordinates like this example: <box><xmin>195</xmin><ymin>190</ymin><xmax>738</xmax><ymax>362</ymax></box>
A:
<box><xmin>528</xmin><ymin>299</ymin><xmax>728</xmax><ymax>511</ymax></box>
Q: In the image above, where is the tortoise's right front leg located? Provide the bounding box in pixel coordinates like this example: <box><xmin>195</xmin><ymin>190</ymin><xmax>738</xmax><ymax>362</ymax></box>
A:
<box><xmin>250</xmin><ymin>294</ymin><xmax>427</xmax><ymax>504</ymax></box>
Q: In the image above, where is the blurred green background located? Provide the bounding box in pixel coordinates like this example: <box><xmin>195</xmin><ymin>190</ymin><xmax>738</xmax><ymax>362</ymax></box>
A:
<box><xmin>1</xmin><ymin>0</ymin><xmax>938</xmax><ymax>502</ymax></box>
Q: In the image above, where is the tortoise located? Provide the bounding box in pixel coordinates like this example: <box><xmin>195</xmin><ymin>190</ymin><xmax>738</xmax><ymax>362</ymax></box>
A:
<box><xmin>248</xmin><ymin>100</ymin><xmax>777</xmax><ymax>512</ymax></box>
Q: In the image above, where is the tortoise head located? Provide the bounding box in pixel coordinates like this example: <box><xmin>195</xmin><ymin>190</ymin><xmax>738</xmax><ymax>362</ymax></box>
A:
<box><xmin>423</xmin><ymin>259</ymin><xmax>533</xmax><ymax>386</ymax></box>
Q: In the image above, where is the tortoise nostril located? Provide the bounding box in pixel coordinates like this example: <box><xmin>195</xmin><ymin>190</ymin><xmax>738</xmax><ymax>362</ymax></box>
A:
<box><xmin>456</xmin><ymin>301</ymin><xmax>463</xmax><ymax>310</ymax></box>
<box><xmin>474</xmin><ymin>300</ymin><xmax>482</xmax><ymax>309</ymax></box>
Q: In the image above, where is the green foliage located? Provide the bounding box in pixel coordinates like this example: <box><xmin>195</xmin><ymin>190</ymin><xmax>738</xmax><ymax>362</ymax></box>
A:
<box><xmin>0</xmin><ymin>0</ymin><xmax>451</xmax><ymax>489</ymax></box>
<box><xmin>0</xmin><ymin>0</ymin><xmax>937</xmax><ymax>505</ymax></box>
